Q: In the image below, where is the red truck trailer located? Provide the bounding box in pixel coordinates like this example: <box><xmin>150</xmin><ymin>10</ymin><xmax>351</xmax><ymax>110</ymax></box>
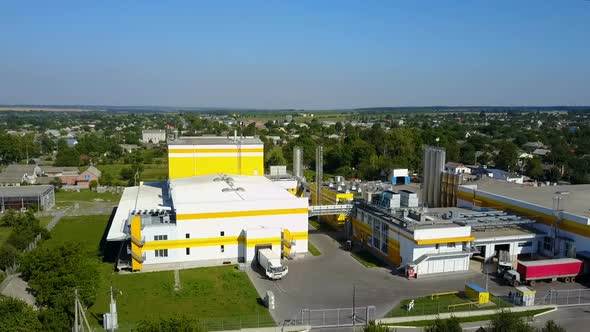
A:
<box><xmin>502</xmin><ymin>258</ymin><xmax>583</xmax><ymax>286</ymax></box>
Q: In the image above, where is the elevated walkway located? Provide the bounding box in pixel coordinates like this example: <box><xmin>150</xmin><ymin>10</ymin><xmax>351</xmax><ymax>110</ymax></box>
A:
<box><xmin>308</xmin><ymin>204</ymin><xmax>354</xmax><ymax>217</ymax></box>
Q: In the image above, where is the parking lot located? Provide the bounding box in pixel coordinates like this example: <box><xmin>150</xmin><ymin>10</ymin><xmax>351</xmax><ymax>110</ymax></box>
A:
<box><xmin>246</xmin><ymin>224</ymin><xmax>590</xmax><ymax>326</ymax></box>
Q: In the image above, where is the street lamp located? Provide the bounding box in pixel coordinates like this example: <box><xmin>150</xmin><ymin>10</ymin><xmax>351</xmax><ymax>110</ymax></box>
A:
<box><xmin>552</xmin><ymin>191</ymin><xmax>570</xmax><ymax>257</ymax></box>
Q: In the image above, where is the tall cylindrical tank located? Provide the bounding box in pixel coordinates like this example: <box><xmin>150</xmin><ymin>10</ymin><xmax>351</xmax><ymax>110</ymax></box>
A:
<box><xmin>293</xmin><ymin>147</ymin><xmax>303</xmax><ymax>178</ymax></box>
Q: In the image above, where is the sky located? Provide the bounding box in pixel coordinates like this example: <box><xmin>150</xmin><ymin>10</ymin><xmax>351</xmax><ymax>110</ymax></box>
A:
<box><xmin>1</xmin><ymin>0</ymin><xmax>589</xmax><ymax>109</ymax></box>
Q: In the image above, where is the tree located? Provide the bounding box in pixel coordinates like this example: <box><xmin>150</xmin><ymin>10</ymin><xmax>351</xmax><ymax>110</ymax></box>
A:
<box><xmin>488</xmin><ymin>310</ymin><xmax>534</xmax><ymax>332</ymax></box>
<box><xmin>50</xmin><ymin>176</ymin><xmax>63</xmax><ymax>190</ymax></box>
<box><xmin>460</xmin><ymin>143</ymin><xmax>476</xmax><ymax>165</ymax></box>
<box><xmin>133</xmin><ymin>316</ymin><xmax>204</xmax><ymax>332</ymax></box>
<box><xmin>525</xmin><ymin>157</ymin><xmax>543</xmax><ymax>180</ymax></box>
<box><xmin>89</xmin><ymin>179</ymin><xmax>98</xmax><ymax>191</ymax></box>
<box><xmin>266</xmin><ymin>146</ymin><xmax>287</xmax><ymax>168</ymax></box>
<box><xmin>495</xmin><ymin>142</ymin><xmax>519</xmax><ymax>172</ymax></box>
<box><xmin>424</xmin><ymin>316</ymin><xmax>462</xmax><ymax>332</ymax></box>
<box><xmin>540</xmin><ymin>320</ymin><xmax>566</xmax><ymax>332</ymax></box>
<box><xmin>0</xmin><ymin>296</ymin><xmax>42</xmax><ymax>332</ymax></box>
<box><xmin>100</xmin><ymin>171</ymin><xmax>115</xmax><ymax>187</ymax></box>
<box><xmin>20</xmin><ymin>242</ymin><xmax>100</xmax><ymax>310</ymax></box>
<box><xmin>363</xmin><ymin>321</ymin><xmax>390</xmax><ymax>332</ymax></box>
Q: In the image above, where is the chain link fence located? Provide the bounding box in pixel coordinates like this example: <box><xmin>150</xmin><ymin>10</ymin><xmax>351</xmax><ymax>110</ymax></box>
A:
<box><xmin>284</xmin><ymin>306</ymin><xmax>376</xmax><ymax>328</ymax></box>
<box><xmin>535</xmin><ymin>288</ymin><xmax>590</xmax><ymax>306</ymax></box>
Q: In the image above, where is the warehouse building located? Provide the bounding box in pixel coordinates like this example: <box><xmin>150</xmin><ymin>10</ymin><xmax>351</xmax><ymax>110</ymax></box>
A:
<box><xmin>351</xmin><ymin>201</ymin><xmax>546</xmax><ymax>276</ymax></box>
<box><xmin>0</xmin><ymin>185</ymin><xmax>55</xmax><ymax>211</ymax></box>
<box><xmin>458</xmin><ymin>179</ymin><xmax>590</xmax><ymax>258</ymax></box>
<box><xmin>109</xmin><ymin>136</ymin><xmax>308</xmax><ymax>272</ymax></box>
<box><xmin>168</xmin><ymin>136</ymin><xmax>264</xmax><ymax>179</ymax></box>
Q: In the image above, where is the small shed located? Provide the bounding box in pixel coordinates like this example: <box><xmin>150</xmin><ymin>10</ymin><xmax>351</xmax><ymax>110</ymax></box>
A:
<box><xmin>465</xmin><ymin>283</ymin><xmax>489</xmax><ymax>304</ymax></box>
<box><xmin>514</xmin><ymin>286</ymin><xmax>536</xmax><ymax>306</ymax></box>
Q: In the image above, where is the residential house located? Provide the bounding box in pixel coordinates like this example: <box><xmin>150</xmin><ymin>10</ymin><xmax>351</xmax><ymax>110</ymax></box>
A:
<box><xmin>142</xmin><ymin>129</ymin><xmax>166</xmax><ymax>144</ymax></box>
<box><xmin>445</xmin><ymin>162</ymin><xmax>471</xmax><ymax>174</ymax></box>
<box><xmin>0</xmin><ymin>164</ymin><xmax>42</xmax><ymax>186</ymax></box>
<box><xmin>532</xmin><ymin>149</ymin><xmax>551</xmax><ymax>157</ymax></box>
<box><xmin>76</xmin><ymin>166</ymin><xmax>102</xmax><ymax>188</ymax></box>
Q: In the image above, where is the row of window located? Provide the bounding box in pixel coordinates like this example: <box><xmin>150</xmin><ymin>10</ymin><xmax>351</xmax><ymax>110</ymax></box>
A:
<box><xmin>154</xmin><ymin>232</ymin><xmax>226</xmax><ymax>241</ymax></box>
<box><xmin>153</xmin><ymin>245</ymin><xmax>226</xmax><ymax>258</ymax></box>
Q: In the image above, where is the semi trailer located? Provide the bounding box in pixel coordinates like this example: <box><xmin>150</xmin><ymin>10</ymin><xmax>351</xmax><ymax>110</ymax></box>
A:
<box><xmin>258</xmin><ymin>249</ymin><xmax>288</xmax><ymax>280</ymax></box>
<box><xmin>499</xmin><ymin>258</ymin><xmax>583</xmax><ymax>286</ymax></box>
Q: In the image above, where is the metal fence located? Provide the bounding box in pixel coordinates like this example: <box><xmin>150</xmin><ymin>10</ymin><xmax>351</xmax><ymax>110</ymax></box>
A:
<box><xmin>388</xmin><ymin>296</ymin><xmax>512</xmax><ymax>317</ymax></box>
<box><xmin>535</xmin><ymin>289</ymin><xmax>590</xmax><ymax>306</ymax></box>
<box><xmin>285</xmin><ymin>306</ymin><xmax>376</xmax><ymax>328</ymax></box>
<box><xmin>199</xmin><ymin>313</ymin><xmax>276</xmax><ymax>331</ymax></box>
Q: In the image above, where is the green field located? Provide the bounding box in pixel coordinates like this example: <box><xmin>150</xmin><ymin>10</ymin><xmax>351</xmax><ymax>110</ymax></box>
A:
<box><xmin>44</xmin><ymin>214</ymin><xmax>273</xmax><ymax>330</ymax></box>
<box><xmin>387</xmin><ymin>293</ymin><xmax>512</xmax><ymax>317</ymax></box>
<box><xmin>55</xmin><ymin>190</ymin><xmax>122</xmax><ymax>208</ymax></box>
<box><xmin>351</xmin><ymin>250</ymin><xmax>387</xmax><ymax>268</ymax></box>
<box><xmin>38</xmin><ymin>216</ymin><xmax>54</xmax><ymax>228</ymax></box>
<box><xmin>308</xmin><ymin>241</ymin><xmax>321</xmax><ymax>256</ymax></box>
<box><xmin>97</xmin><ymin>163</ymin><xmax>168</xmax><ymax>184</ymax></box>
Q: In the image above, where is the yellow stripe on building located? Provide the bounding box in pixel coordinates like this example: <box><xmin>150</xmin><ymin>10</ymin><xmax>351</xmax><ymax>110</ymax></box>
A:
<box><xmin>459</xmin><ymin>189</ymin><xmax>590</xmax><ymax>239</ymax></box>
<box><xmin>169</xmin><ymin>148</ymin><xmax>264</xmax><ymax>153</ymax></box>
<box><xmin>177</xmin><ymin>208</ymin><xmax>309</xmax><ymax>220</ymax></box>
<box><xmin>415</xmin><ymin>236</ymin><xmax>475</xmax><ymax>245</ymax></box>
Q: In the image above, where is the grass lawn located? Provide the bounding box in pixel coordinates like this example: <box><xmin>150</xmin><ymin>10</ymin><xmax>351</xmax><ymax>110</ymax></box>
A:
<box><xmin>55</xmin><ymin>190</ymin><xmax>122</xmax><ymax>208</ymax></box>
<box><xmin>391</xmin><ymin>308</ymin><xmax>553</xmax><ymax>327</ymax></box>
<box><xmin>308</xmin><ymin>241</ymin><xmax>321</xmax><ymax>256</ymax></box>
<box><xmin>0</xmin><ymin>226</ymin><xmax>13</xmax><ymax>247</ymax></box>
<box><xmin>387</xmin><ymin>293</ymin><xmax>512</xmax><ymax>318</ymax></box>
<box><xmin>308</xmin><ymin>219</ymin><xmax>322</xmax><ymax>230</ymax></box>
<box><xmin>97</xmin><ymin>163</ymin><xmax>168</xmax><ymax>184</ymax></box>
<box><xmin>351</xmin><ymin>249</ymin><xmax>387</xmax><ymax>268</ymax></box>
<box><xmin>38</xmin><ymin>216</ymin><xmax>54</xmax><ymax>228</ymax></box>
<box><xmin>43</xmin><ymin>214</ymin><xmax>273</xmax><ymax>330</ymax></box>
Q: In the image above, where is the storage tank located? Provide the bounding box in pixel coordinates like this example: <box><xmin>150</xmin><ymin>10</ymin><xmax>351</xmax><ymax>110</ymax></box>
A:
<box><xmin>293</xmin><ymin>147</ymin><xmax>303</xmax><ymax>178</ymax></box>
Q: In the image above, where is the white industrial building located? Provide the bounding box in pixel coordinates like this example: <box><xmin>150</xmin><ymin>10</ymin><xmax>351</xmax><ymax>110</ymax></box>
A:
<box><xmin>141</xmin><ymin>129</ymin><xmax>166</xmax><ymax>144</ymax></box>
<box><xmin>108</xmin><ymin>174</ymin><xmax>308</xmax><ymax>272</ymax></box>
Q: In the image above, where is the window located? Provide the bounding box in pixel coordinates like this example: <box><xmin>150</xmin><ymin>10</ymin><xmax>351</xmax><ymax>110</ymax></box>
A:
<box><xmin>185</xmin><ymin>233</ymin><xmax>190</xmax><ymax>239</ymax></box>
<box><xmin>155</xmin><ymin>249</ymin><xmax>168</xmax><ymax>257</ymax></box>
<box><xmin>186</xmin><ymin>248</ymin><xmax>190</xmax><ymax>255</ymax></box>
<box><xmin>220</xmin><ymin>245</ymin><xmax>225</xmax><ymax>253</ymax></box>
<box><xmin>518</xmin><ymin>242</ymin><xmax>532</xmax><ymax>247</ymax></box>
<box><xmin>543</xmin><ymin>237</ymin><xmax>553</xmax><ymax>251</ymax></box>
<box><xmin>220</xmin><ymin>231</ymin><xmax>225</xmax><ymax>236</ymax></box>
<box><xmin>154</xmin><ymin>235</ymin><xmax>168</xmax><ymax>241</ymax></box>
<box><xmin>448</xmin><ymin>242</ymin><xmax>456</xmax><ymax>248</ymax></box>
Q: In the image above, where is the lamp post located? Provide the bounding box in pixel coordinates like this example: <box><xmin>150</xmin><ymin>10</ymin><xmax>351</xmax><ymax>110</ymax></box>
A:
<box><xmin>552</xmin><ymin>191</ymin><xmax>570</xmax><ymax>257</ymax></box>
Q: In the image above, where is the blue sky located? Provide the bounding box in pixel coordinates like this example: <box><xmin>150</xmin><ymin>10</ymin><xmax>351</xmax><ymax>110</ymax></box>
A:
<box><xmin>1</xmin><ymin>0</ymin><xmax>589</xmax><ymax>109</ymax></box>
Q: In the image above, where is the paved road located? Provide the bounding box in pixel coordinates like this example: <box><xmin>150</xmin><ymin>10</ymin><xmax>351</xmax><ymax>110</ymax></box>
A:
<box><xmin>248</xmin><ymin>226</ymin><xmax>499</xmax><ymax>326</ymax></box>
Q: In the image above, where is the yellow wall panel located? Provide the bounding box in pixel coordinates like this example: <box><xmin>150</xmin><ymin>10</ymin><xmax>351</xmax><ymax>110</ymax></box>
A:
<box><xmin>168</xmin><ymin>155</ymin><xmax>263</xmax><ymax>179</ymax></box>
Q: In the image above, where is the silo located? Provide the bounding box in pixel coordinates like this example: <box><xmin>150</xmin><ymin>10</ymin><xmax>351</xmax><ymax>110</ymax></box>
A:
<box><xmin>293</xmin><ymin>147</ymin><xmax>303</xmax><ymax>178</ymax></box>
<box><xmin>422</xmin><ymin>146</ymin><xmax>446</xmax><ymax>208</ymax></box>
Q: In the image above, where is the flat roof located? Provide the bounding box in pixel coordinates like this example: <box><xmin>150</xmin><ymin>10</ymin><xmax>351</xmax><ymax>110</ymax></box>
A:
<box><xmin>169</xmin><ymin>174</ymin><xmax>297</xmax><ymax>204</ymax></box>
<box><xmin>471</xmin><ymin>179</ymin><xmax>590</xmax><ymax>218</ymax></box>
<box><xmin>473</xmin><ymin>226</ymin><xmax>543</xmax><ymax>240</ymax></box>
<box><xmin>107</xmin><ymin>182</ymin><xmax>169</xmax><ymax>241</ymax></box>
<box><xmin>0</xmin><ymin>185</ymin><xmax>53</xmax><ymax>197</ymax></box>
<box><xmin>519</xmin><ymin>258</ymin><xmax>581</xmax><ymax>267</ymax></box>
<box><xmin>169</xmin><ymin>136</ymin><xmax>263</xmax><ymax>146</ymax></box>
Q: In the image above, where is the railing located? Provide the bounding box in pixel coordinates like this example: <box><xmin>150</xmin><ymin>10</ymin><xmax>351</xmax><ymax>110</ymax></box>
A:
<box><xmin>130</xmin><ymin>251</ymin><xmax>145</xmax><ymax>263</ymax></box>
<box><xmin>308</xmin><ymin>204</ymin><xmax>354</xmax><ymax>217</ymax></box>
<box><xmin>130</xmin><ymin>234</ymin><xmax>145</xmax><ymax>247</ymax></box>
